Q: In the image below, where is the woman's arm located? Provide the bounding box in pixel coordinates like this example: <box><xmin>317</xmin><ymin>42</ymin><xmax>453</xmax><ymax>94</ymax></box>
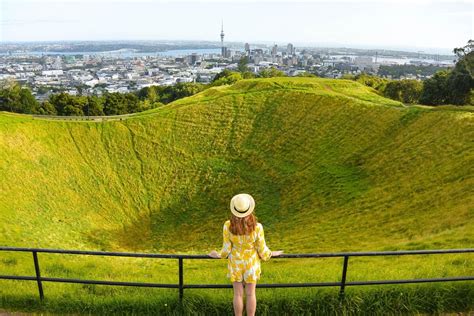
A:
<box><xmin>255</xmin><ymin>223</ymin><xmax>273</xmax><ymax>261</ymax></box>
<box><xmin>208</xmin><ymin>222</ymin><xmax>231</xmax><ymax>259</ymax></box>
<box><xmin>219</xmin><ymin>221</ymin><xmax>232</xmax><ymax>258</ymax></box>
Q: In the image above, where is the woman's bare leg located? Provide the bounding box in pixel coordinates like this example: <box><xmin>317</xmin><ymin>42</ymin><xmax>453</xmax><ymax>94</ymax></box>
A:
<box><xmin>232</xmin><ymin>282</ymin><xmax>244</xmax><ymax>316</ymax></box>
<box><xmin>244</xmin><ymin>282</ymin><xmax>257</xmax><ymax>316</ymax></box>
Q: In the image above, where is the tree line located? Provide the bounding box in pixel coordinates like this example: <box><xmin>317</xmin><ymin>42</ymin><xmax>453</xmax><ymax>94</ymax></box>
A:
<box><xmin>0</xmin><ymin>82</ymin><xmax>207</xmax><ymax>116</ymax></box>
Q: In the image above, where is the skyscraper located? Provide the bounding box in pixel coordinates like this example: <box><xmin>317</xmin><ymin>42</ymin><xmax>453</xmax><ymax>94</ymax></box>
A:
<box><xmin>272</xmin><ymin>44</ymin><xmax>278</xmax><ymax>57</ymax></box>
<box><xmin>287</xmin><ymin>43</ymin><xmax>294</xmax><ymax>56</ymax></box>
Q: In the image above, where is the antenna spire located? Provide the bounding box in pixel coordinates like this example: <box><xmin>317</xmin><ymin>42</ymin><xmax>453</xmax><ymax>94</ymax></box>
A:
<box><xmin>220</xmin><ymin>20</ymin><xmax>224</xmax><ymax>39</ymax></box>
<box><xmin>220</xmin><ymin>20</ymin><xmax>226</xmax><ymax>57</ymax></box>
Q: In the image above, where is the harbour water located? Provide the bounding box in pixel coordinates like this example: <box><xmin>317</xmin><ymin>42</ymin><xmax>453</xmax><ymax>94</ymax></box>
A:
<box><xmin>0</xmin><ymin>48</ymin><xmax>222</xmax><ymax>58</ymax></box>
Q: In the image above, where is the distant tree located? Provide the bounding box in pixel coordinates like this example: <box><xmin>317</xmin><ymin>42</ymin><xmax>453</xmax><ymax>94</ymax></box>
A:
<box><xmin>212</xmin><ymin>69</ymin><xmax>233</xmax><ymax>81</ymax></box>
<box><xmin>453</xmin><ymin>39</ymin><xmax>474</xmax><ymax>60</ymax></box>
<box><xmin>68</xmin><ymin>96</ymin><xmax>87</xmax><ymax>116</ymax></box>
<box><xmin>37</xmin><ymin>101</ymin><xmax>57</xmax><ymax>115</ymax></box>
<box><xmin>383</xmin><ymin>81</ymin><xmax>401</xmax><ymax>101</ymax></box>
<box><xmin>138</xmin><ymin>83</ymin><xmax>206</xmax><ymax>105</ymax></box>
<box><xmin>158</xmin><ymin>83</ymin><xmax>207</xmax><ymax>104</ymax></box>
<box><xmin>420</xmin><ymin>70</ymin><xmax>450</xmax><ymax>105</ymax></box>
<box><xmin>0</xmin><ymin>82</ymin><xmax>39</xmax><ymax>114</ymax></box>
<box><xmin>258</xmin><ymin>68</ymin><xmax>286</xmax><ymax>78</ymax></box>
<box><xmin>146</xmin><ymin>86</ymin><xmax>159</xmax><ymax>103</ymax></box>
<box><xmin>353</xmin><ymin>73</ymin><xmax>388</xmax><ymax>92</ymax></box>
<box><xmin>19</xmin><ymin>88</ymin><xmax>39</xmax><ymax>113</ymax></box>
<box><xmin>136</xmin><ymin>87</ymin><xmax>148</xmax><ymax>100</ymax></box>
<box><xmin>241</xmin><ymin>71</ymin><xmax>256</xmax><ymax>79</ymax></box>
<box><xmin>103</xmin><ymin>92</ymin><xmax>129</xmax><ymax>115</ymax></box>
<box><xmin>125</xmin><ymin>93</ymin><xmax>140</xmax><ymax>113</ymax></box>
<box><xmin>49</xmin><ymin>93</ymin><xmax>76</xmax><ymax>115</ymax></box>
<box><xmin>85</xmin><ymin>96</ymin><xmax>104</xmax><ymax>116</ymax></box>
<box><xmin>138</xmin><ymin>99</ymin><xmax>163</xmax><ymax>112</ymax></box>
<box><xmin>0</xmin><ymin>81</ymin><xmax>21</xmax><ymax>112</ymax></box>
<box><xmin>63</xmin><ymin>103</ymin><xmax>84</xmax><ymax>116</ymax></box>
<box><xmin>238</xmin><ymin>57</ymin><xmax>250</xmax><ymax>73</ymax></box>
<box><xmin>136</xmin><ymin>86</ymin><xmax>159</xmax><ymax>102</ymax></box>
<box><xmin>212</xmin><ymin>70</ymin><xmax>243</xmax><ymax>86</ymax></box>
<box><xmin>384</xmin><ymin>80</ymin><xmax>423</xmax><ymax>104</ymax></box>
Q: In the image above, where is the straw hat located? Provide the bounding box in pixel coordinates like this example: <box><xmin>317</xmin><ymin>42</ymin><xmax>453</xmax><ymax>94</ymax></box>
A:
<box><xmin>230</xmin><ymin>193</ymin><xmax>255</xmax><ymax>218</ymax></box>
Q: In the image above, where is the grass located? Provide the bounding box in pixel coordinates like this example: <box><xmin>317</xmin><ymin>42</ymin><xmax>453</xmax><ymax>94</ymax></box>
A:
<box><xmin>0</xmin><ymin>77</ymin><xmax>473</xmax><ymax>314</ymax></box>
<box><xmin>1</xmin><ymin>283</ymin><xmax>473</xmax><ymax>315</ymax></box>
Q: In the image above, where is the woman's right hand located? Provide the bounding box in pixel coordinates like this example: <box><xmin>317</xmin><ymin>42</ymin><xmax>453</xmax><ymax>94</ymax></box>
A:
<box><xmin>208</xmin><ymin>250</ymin><xmax>221</xmax><ymax>258</ymax></box>
<box><xmin>272</xmin><ymin>250</ymin><xmax>284</xmax><ymax>257</ymax></box>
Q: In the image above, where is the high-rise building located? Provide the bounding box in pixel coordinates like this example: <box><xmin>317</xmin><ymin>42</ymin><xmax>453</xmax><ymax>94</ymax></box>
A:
<box><xmin>188</xmin><ymin>53</ymin><xmax>201</xmax><ymax>65</ymax></box>
<box><xmin>245</xmin><ymin>43</ymin><xmax>250</xmax><ymax>52</ymax></box>
<box><xmin>272</xmin><ymin>44</ymin><xmax>278</xmax><ymax>57</ymax></box>
<box><xmin>287</xmin><ymin>43</ymin><xmax>294</xmax><ymax>56</ymax></box>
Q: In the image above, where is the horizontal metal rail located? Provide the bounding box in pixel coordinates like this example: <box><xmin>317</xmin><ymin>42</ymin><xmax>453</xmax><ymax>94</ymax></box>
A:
<box><xmin>0</xmin><ymin>275</ymin><xmax>178</xmax><ymax>288</ymax></box>
<box><xmin>0</xmin><ymin>247</ymin><xmax>472</xmax><ymax>301</ymax></box>
<box><xmin>1</xmin><ymin>246</ymin><xmax>472</xmax><ymax>258</ymax></box>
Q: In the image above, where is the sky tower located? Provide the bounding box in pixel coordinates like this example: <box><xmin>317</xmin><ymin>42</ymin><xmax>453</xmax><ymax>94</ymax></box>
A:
<box><xmin>220</xmin><ymin>21</ymin><xmax>226</xmax><ymax>57</ymax></box>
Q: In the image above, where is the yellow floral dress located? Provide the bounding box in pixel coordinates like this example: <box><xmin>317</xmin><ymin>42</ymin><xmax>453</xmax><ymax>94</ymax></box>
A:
<box><xmin>219</xmin><ymin>220</ymin><xmax>272</xmax><ymax>283</ymax></box>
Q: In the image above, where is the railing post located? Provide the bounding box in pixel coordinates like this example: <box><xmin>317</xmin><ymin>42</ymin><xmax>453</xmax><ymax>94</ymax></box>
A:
<box><xmin>178</xmin><ymin>257</ymin><xmax>184</xmax><ymax>301</ymax></box>
<box><xmin>339</xmin><ymin>255</ymin><xmax>349</xmax><ymax>299</ymax></box>
<box><xmin>32</xmin><ymin>251</ymin><xmax>44</xmax><ymax>300</ymax></box>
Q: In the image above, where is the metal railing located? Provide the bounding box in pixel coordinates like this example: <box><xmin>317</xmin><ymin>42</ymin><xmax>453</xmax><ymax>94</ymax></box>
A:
<box><xmin>0</xmin><ymin>247</ymin><xmax>473</xmax><ymax>301</ymax></box>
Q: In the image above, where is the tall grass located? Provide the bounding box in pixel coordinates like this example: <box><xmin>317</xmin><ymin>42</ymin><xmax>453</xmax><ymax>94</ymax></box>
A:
<box><xmin>1</xmin><ymin>281</ymin><xmax>473</xmax><ymax>315</ymax></box>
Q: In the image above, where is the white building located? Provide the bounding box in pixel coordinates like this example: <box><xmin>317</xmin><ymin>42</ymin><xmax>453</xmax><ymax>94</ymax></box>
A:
<box><xmin>41</xmin><ymin>70</ymin><xmax>64</xmax><ymax>77</ymax></box>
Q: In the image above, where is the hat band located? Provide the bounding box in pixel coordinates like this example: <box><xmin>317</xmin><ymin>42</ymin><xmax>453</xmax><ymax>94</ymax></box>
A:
<box><xmin>233</xmin><ymin>204</ymin><xmax>250</xmax><ymax>214</ymax></box>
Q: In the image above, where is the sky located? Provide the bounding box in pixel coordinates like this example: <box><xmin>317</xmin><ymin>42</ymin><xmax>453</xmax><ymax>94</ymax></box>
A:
<box><xmin>0</xmin><ymin>0</ymin><xmax>472</xmax><ymax>53</ymax></box>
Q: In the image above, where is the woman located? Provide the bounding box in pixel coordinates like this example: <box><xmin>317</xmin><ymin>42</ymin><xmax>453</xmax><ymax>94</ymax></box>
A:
<box><xmin>209</xmin><ymin>193</ymin><xmax>283</xmax><ymax>316</ymax></box>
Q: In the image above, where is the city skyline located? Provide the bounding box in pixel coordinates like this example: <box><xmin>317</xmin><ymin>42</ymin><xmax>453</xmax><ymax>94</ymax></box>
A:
<box><xmin>0</xmin><ymin>0</ymin><xmax>472</xmax><ymax>54</ymax></box>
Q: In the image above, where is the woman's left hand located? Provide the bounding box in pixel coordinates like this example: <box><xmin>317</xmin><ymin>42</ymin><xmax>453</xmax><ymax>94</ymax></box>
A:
<box><xmin>208</xmin><ymin>250</ymin><xmax>221</xmax><ymax>258</ymax></box>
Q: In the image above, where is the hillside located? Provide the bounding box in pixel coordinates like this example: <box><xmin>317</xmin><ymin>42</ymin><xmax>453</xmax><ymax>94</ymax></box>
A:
<box><xmin>0</xmin><ymin>77</ymin><xmax>473</xmax><ymax>253</ymax></box>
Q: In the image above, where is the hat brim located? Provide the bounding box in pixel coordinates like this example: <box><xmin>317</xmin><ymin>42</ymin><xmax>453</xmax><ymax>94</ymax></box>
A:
<box><xmin>230</xmin><ymin>194</ymin><xmax>255</xmax><ymax>218</ymax></box>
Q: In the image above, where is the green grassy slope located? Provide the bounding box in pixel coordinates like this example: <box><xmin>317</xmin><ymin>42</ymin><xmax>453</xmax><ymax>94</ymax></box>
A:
<box><xmin>0</xmin><ymin>77</ymin><xmax>472</xmax><ymax>254</ymax></box>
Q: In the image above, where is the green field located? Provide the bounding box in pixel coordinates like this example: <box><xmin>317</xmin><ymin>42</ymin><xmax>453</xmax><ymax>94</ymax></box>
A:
<box><xmin>0</xmin><ymin>77</ymin><xmax>473</xmax><ymax>314</ymax></box>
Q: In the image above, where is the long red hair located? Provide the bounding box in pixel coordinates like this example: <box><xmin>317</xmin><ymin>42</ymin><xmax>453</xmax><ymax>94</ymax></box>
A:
<box><xmin>230</xmin><ymin>213</ymin><xmax>257</xmax><ymax>235</ymax></box>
